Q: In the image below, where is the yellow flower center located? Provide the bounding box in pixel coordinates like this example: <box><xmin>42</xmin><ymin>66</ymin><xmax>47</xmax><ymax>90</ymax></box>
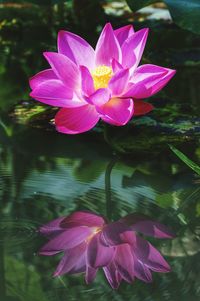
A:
<box><xmin>92</xmin><ymin>65</ymin><xmax>113</xmax><ymax>90</ymax></box>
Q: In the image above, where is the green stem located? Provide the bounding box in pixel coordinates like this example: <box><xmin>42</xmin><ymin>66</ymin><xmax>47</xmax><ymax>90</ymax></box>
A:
<box><xmin>105</xmin><ymin>157</ymin><xmax>118</xmax><ymax>221</ymax></box>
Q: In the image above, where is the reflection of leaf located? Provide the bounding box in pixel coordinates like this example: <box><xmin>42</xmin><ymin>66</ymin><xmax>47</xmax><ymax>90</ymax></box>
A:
<box><xmin>169</xmin><ymin>145</ymin><xmax>200</xmax><ymax>175</ymax></box>
<box><xmin>126</xmin><ymin>0</ymin><xmax>158</xmax><ymax>11</ymax></box>
<box><xmin>6</xmin><ymin>256</ymin><xmax>48</xmax><ymax>301</ymax></box>
<box><xmin>156</xmin><ymin>192</ymin><xmax>175</xmax><ymax>208</ymax></box>
<box><xmin>126</xmin><ymin>0</ymin><xmax>200</xmax><ymax>34</ymax></box>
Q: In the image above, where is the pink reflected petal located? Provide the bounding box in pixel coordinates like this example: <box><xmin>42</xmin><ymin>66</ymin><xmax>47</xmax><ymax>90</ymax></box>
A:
<box><xmin>39</xmin><ymin>250</ymin><xmax>61</xmax><ymax>256</ymax></box>
<box><xmin>68</xmin><ymin>250</ymin><xmax>87</xmax><ymax>274</ymax></box>
<box><xmin>29</xmin><ymin>69</ymin><xmax>57</xmax><ymax>90</ymax></box>
<box><xmin>30</xmin><ymin>80</ymin><xmax>75</xmax><ymax>107</ymax></box>
<box><xmin>55</xmin><ymin>105</ymin><xmax>100</xmax><ymax>134</ymax></box>
<box><xmin>135</xmin><ymin>236</ymin><xmax>171</xmax><ymax>273</ymax></box>
<box><xmin>120</xmin><ymin>213</ymin><xmax>175</xmax><ymax>238</ymax></box>
<box><xmin>87</xmin><ymin>233</ymin><xmax>115</xmax><ymax>268</ymax></box>
<box><xmin>39</xmin><ymin>216</ymin><xmax>66</xmax><ymax>237</ymax></box>
<box><xmin>114</xmin><ymin>244</ymin><xmax>134</xmax><ymax>283</ymax></box>
<box><xmin>108</xmin><ymin>68</ymin><xmax>129</xmax><ymax>96</ymax></box>
<box><xmin>39</xmin><ymin>226</ymin><xmax>91</xmax><ymax>253</ymax></box>
<box><xmin>103</xmin><ymin>262</ymin><xmax>122</xmax><ymax>289</ymax></box>
<box><xmin>99</xmin><ymin>97</ymin><xmax>134</xmax><ymax>126</ymax></box>
<box><xmin>95</xmin><ymin>23</ymin><xmax>121</xmax><ymax>66</ymax></box>
<box><xmin>133</xmin><ymin>100</ymin><xmax>154</xmax><ymax>116</ymax></box>
<box><xmin>133</xmin><ymin>256</ymin><xmax>152</xmax><ymax>282</ymax></box>
<box><xmin>85</xmin><ymin>266</ymin><xmax>98</xmax><ymax>284</ymax></box>
<box><xmin>43</xmin><ymin>52</ymin><xmax>80</xmax><ymax>89</ymax></box>
<box><xmin>54</xmin><ymin>242</ymin><xmax>87</xmax><ymax>276</ymax></box>
<box><xmin>60</xmin><ymin>211</ymin><xmax>106</xmax><ymax>228</ymax></box>
<box><xmin>58</xmin><ymin>30</ymin><xmax>95</xmax><ymax>70</ymax></box>
<box><xmin>101</xmin><ymin>221</ymin><xmax>131</xmax><ymax>246</ymax></box>
<box><xmin>122</xmin><ymin>28</ymin><xmax>149</xmax><ymax>72</ymax></box>
<box><xmin>114</xmin><ymin>25</ymin><xmax>134</xmax><ymax>46</ymax></box>
<box><xmin>89</xmin><ymin>88</ymin><xmax>111</xmax><ymax>106</ymax></box>
<box><xmin>132</xmin><ymin>220</ymin><xmax>175</xmax><ymax>239</ymax></box>
<box><xmin>80</xmin><ymin>66</ymin><xmax>95</xmax><ymax>96</ymax></box>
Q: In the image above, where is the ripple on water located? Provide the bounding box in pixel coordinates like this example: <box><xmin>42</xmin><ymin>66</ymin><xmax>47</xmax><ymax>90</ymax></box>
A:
<box><xmin>0</xmin><ymin>218</ymin><xmax>40</xmax><ymax>248</ymax></box>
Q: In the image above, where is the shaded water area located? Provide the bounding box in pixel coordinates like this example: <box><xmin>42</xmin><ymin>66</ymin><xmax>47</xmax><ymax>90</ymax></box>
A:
<box><xmin>0</xmin><ymin>1</ymin><xmax>200</xmax><ymax>300</ymax></box>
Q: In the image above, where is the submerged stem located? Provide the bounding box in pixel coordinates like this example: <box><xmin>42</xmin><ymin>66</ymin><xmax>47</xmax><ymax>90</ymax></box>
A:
<box><xmin>105</xmin><ymin>156</ymin><xmax>118</xmax><ymax>221</ymax></box>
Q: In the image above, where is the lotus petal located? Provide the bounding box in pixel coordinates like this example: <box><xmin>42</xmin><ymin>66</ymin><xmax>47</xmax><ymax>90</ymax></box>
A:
<box><xmin>43</xmin><ymin>52</ymin><xmax>80</xmax><ymax>89</ymax></box>
<box><xmin>29</xmin><ymin>69</ymin><xmax>57</xmax><ymax>90</ymax></box>
<box><xmin>58</xmin><ymin>30</ymin><xmax>95</xmax><ymax>70</ymax></box>
<box><xmin>60</xmin><ymin>211</ymin><xmax>106</xmax><ymax>228</ymax></box>
<box><xmin>99</xmin><ymin>97</ymin><xmax>134</xmax><ymax>126</ymax></box>
<box><xmin>95</xmin><ymin>23</ymin><xmax>121</xmax><ymax>66</ymax></box>
<box><xmin>114</xmin><ymin>25</ymin><xmax>134</xmax><ymax>46</ymax></box>
<box><xmin>87</xmin><ymin>233</ymin><xmax>115</xmax><ymax>268</ymax></box>
<box><xmin>103</xmin><ymin>262</ymin><xmax>122</xmax><ymax>289</ymax></box>
<box><xmin>39</xmin><ymin>226</ymin><xmax>91</xmax><ymax>253</ymax></box>
<box><xmin>55</xmin><ymin>105</ymin><xmax>100</xmax><ymax>134</ymax></box>
<box><xmin>108</xmin><ymin>68</ymin><xmax>129</xmax><ymax>96</ymax></box>
<box><xmin>122</xmin><ymin>28</ymin><xmax>149</xmax><ymax>72</ymax></box>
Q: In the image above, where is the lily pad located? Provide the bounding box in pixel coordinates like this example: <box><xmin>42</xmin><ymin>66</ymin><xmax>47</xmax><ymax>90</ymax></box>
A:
<box><xmin>126</xmin><ymin>0</ymin><xmax>200</xmax><ymax>34</ymax></box>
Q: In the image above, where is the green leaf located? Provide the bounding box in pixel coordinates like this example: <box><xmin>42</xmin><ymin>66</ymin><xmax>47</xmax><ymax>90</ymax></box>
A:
<box><xmin>165</xmin><ymin>0</ymin><xmax>200</xmax><ymax>34</ymax></box>
<box><xmin>169</xmin><ymin>144</ymin><xmax>200</xmax><ymax>175</ymax></box>
<box><xmin>126</xmin><ymin>0</ymin><xmax>157</xmax><ymax>11</ymax></box>
<box><xmin>126</xmin><ymin>0</ymin><xmax>200</xmax><ymax>34</ymax></box>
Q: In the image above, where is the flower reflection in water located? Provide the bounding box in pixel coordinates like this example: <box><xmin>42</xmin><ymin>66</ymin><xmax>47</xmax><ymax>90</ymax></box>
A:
<box><xmin>39</xmin><ymin>211</ymin><xmax>175</xmax><ymax>288</ymax></box>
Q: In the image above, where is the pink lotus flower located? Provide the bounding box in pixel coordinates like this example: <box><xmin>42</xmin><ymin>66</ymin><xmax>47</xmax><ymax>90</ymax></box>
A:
<box><xmin>39</xmin><ymin>211</ymin><xmax>174</xmax><ymax>289</ymax></box>
<box><xmin>29</xmin><ymin>23</ymin><xmax>175</xmax><ymax>134</ymax></box>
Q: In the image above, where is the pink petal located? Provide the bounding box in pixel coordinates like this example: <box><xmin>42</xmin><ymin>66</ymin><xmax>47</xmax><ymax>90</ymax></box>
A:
<box><xmin>29</xmin><ymin>69</ymin><xmax>57</xmax><ymax>90</ymax></box>
<box><xmin>58</xmin><ymin>30</ymin><xmax>95</xmax><ymax>70</ymax></box>
<box><xmin>114</xmin><ymin>244</ymin><xmax>134</xmax><ymax>283</ymax></box>
<box><xmin>60</xmin><ymin>211</ymin><xmax>106</xmax><ymax>228</ymax></box>
<box><xmin>133</xmin><ymin>100</ymin><xmax>154</xmax><ymax>116</ymax></box>
<box><xmin>108</xmin><ymin>68</ymin><xmax>129</xmax><ymax>96</ymax></box>
<box><xmin>68</xmin><ymin>251</ymin><xmax>87</xmax><ymax>274</ymax></box>
<box><xmin>99</xmin><ymin>97</ymin><xmax>134</xmax><ymax>126</ymax></box>
<box><xmin>85</xmin><ymin>266</ymin><xmax>98</xmax><ymax>284</ymax></box>
<box><xmin>114</xmin><ymin>25</ymin><xmax>134</xmax><ymax>46</ymax></box>
<box><xmin>103</xmin><ymin>262</ymin><xmax>122</xmax><ymax>289</ymax></box>
<box><xmin>133</xmin><ymin>256</ymin><xmax>152</xmax><ymax>282</ymax></box>
<box><xmin>132</xmin><ymin>220</ymin><xmax>175</xmax><ymax>239</ymax></box>
<box><xmin>122</xmin><ymin>28</ymin><xmax>149</xmax><ymax>73</ymax></box>
<box><xmin>134</xmin><ymin>236</ymin><xmax>171</xmax><ymax>273</ymax></box>
<box><xmin>53</xmin><ymin>242</ymin><xmax>87</xmax><ymax>276</ymax></box>
<box><xmin>39</xmin><ymin>216</ymin><xmax>66</xmax><ymax>237</ymax></box>
<box><xmin>80</xmin><ymin>66</ymin><xmax>95</xmax><ymax>96</ymax></box>
<box><xmin>100</xmin><ymin>221</ymin><xmax>131</xmax><ymax>246</ymax></box>
<box><xmin>120</xmin><ymin>213</ymin><xmax>175</xmax><ymax>239</ymax></box>
<box><xmin>111</xmin><ymin>59</ymin><xmax>123</xmax><ymax>73</ymax></box>
<box><xmin>89</xmin><ymin>88</ymin><xmax>111</xmax><ymax>106</ymax></box>
<box><xmin>43</xmin><ymin>52</ymin><xmax>80</xmax><ymax>89</ymax></box>
<box><xmin>147</xmin><ymin>68</ymin><xmax>176</xmax><ymax>96</ymax></box>
<box><xmin>55</xmin><ymin>105</ymin><xmax>100</xmax><ymax>134</ymax></box>
<box><xmin>87</xmin><ymin>232</ymin><xmax>115</xmax><ymax>268</ymax></box>
<box><xmin>39</xmin><ymin>226</ymin><xmax>91</xmax><ymax>253</ymax></box>
<box><xmin>124</xmin><ymin>64</ymin><xmax>175</xmax><ymax>99</ymax></box>
<box><xmin>95</xmin><ymin>23</ymin><xmax>121</xmax><ymax>66</ymax></box>
<box><xmin>30</xmin><ymin>79</ymin><xmax>76</xmax><ymax>107</ymax></box>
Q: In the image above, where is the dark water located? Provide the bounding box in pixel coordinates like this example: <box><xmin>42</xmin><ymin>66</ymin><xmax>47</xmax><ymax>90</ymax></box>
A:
<box><xmin>0</xmin><ymin>2</ymin><xmax>200</xmax><ymax>301</ymax></box>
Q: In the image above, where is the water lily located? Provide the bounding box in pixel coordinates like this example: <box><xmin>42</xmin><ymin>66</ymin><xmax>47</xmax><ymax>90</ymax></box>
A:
<box><xmin>39</xmin><ymin>211</ymin><xmax>174</xmax><ymax>288</ymax></box>
<box><xmin>29</xmin><ymin>23</ymin><xmax>175</xmax><ymax>134</ymax></box>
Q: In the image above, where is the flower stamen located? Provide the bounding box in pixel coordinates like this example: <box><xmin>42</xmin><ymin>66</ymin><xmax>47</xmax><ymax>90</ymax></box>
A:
<box><xmin>92</xmin><ymin>65</ymin><xmax>113</xmax><ymax>90</ymax></box>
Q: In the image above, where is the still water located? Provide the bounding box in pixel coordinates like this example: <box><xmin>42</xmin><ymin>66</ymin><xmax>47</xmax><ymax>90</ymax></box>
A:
<box><xmin>0</xmin><ymin>1</ymin><xmax>200</xmax><ymax>300</ymax></box>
